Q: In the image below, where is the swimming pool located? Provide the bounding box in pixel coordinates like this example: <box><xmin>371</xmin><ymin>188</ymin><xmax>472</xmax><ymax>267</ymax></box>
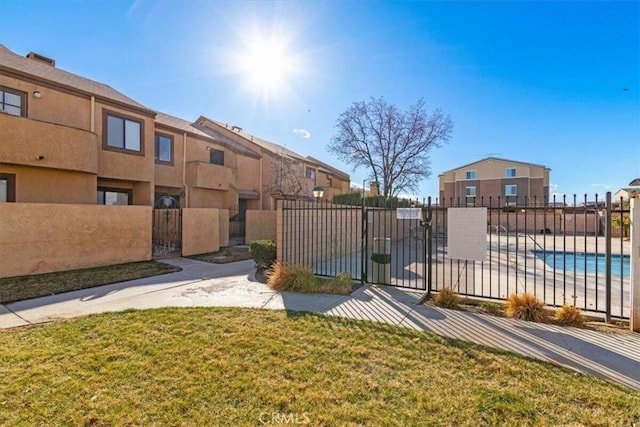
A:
<box><xmin>533</xmin><ymin>251</ymin><xmax>630</xmax><ymax>277</ymax></box>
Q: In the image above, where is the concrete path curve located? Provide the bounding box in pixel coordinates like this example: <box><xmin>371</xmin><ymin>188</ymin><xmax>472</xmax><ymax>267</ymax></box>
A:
<box><xmin>1</xmin><ymin>257</ymin><xmax>639</xmax><ymax>391</ymax></box>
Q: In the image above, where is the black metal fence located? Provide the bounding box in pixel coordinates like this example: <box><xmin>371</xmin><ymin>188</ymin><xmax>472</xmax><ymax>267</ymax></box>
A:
<box><xmin>279</xmin><ymin>193</ymin><xmax>631</xmax><ymax>319</ymax></box>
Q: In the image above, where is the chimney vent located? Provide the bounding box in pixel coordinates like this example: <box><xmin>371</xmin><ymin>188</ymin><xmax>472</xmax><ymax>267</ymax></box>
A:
<box><xmin>26</xmin><ymin>52</ymin><xmax>55</xmax><ymax>67</ymax></box>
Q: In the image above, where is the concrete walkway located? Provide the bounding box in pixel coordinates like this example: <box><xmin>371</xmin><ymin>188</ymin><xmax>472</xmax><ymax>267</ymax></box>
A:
<box><xmin>1</xmin><ymin>258</ymin><xmax>639</xmax><ymax>391</ymax></box>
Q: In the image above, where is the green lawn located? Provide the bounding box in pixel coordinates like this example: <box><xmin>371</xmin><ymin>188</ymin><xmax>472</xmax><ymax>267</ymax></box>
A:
<box><xmin>1</xmin><ymin>308</ymin><xmax>638</xmax><ymax>426</ymax></box>
<box><xmin>0</xmin><ymin>261</ymin><xmax>180</xmax><ymax>304</ymax></box>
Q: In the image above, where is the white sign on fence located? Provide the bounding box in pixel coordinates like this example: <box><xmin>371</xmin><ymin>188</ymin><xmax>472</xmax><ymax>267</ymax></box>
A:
<box><xmin>447</xmin><ymin>207</ymin><xmax>487</xmax><ymax>261</ymax></box>
<box><xmin>396</xmin><ymin>208</ymin><xmax>422</xmax><ymax>220</ymax></box>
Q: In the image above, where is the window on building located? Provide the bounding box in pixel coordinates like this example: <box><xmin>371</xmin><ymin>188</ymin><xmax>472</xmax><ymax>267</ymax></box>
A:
<box><xmin>306</xmin><ymin>168</ymin><xmax>316</xmax><ymax>180</ymax></box>
<box><xmin>0</xmin><ymin>86</ymin><xmax>26</xmax><ymax>117</ymax></box>
<box><xmin>105</xmin><ymin>112</ymin><xmax>142</xmax><ymax>152</ymax></box>
<box><xmin>209</xmin><ymin>149</ymin><xmax>224</xmax><ymax>166</ymax></box>
<box><xmin>505</xmin><ymin>167</ymin><xmax>517</xmax><ymax>177</ymax></box>
<box><xmin>466</xmin><ymin>170</ymin><xmax>476</xmax><ymax>179</ymax></box>
<box><xmin>97</xmin><ymin>188</ymin><xmax>131</xmax><ymax>205</ymax></box>
<box><xmin>155</xmin><ymin>133</ymin><xmax>173</xmax><ymax>164</ymax></box>
<box><xmin>0</xmin><ymin>173</ymin><xmax>16</xmax><ymax>202</ymax></box>
<box><xmin>465</xmin><ymin>186</ymin><xmax>476</xmax><ymax>197</ymax></box>
<box><xmin>505</xmin><ymin>184</ymin><xmax>517</xmax><ymax>197</ymax></box>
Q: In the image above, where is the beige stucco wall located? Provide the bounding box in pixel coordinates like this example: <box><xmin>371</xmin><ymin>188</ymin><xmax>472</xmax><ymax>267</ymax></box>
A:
<box><xmin>96</xmin><ymin>101</ymin><xmax>155</xmax><ymax>184</ymax></box>
<box><xmin>0</xmin><ymin>73</ymin><xmax>91</xmax><ymax>130</ymax></box>
<box><xmin>153</xmin><ymin>128</ymin><xmax>185</xmax><ymax>189</ymax></box>
<box><xmin>182</xmin><ymin>208</ymin><xmax>220</xmax><ymax>256</ymax></box>
<box><xmin>0</xmin><ymin>203</ymin><xmax>151</xmax><ymax>278</ymax></box>
<box><xmin>0</xmin><ymin>113</ymin><xmax>98</xmax><ymax>174</ymax></box>
<box><xmin>219</xmin><ymin>209</ymin><xmax>229</xmax><ymax>247</ymax></box>
<box><xmin>1</xmin><ymin>164</ymin><xmax>96</xmax><ymax>204</ymax></box>
<box><xmin>245</xmin><ymin>210</ymin><xmax>276</xmax><ymax>242</ymax></box>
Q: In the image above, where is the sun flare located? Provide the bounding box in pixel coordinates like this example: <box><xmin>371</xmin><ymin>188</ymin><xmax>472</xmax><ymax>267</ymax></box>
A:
<box><xmin>235</xmin><ymin>36</ymin><xmax>298</xmax><ymax>100</ymax></box>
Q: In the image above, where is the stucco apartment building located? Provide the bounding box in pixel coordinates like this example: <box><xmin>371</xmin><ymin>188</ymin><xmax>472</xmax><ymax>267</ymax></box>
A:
<box><xmin>439</xmin><ymin>157</ymin><xmax>550</xmax><ymax>206</ymax></box>
<box><xmin>0</xmin><ymin>45</ymin><xmax>349</xmax><ymax>210</ymax></box>
<box><xmin>193</xmin><ymin>118</ymin><xmax>351</xmax><ymax>209</ymax></box>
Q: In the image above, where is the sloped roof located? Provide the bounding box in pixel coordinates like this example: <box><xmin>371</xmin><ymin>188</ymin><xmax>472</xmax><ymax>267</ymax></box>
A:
<box><xmin>197</xmin><ymin>116</ymin><xmax>349</xmax><ymax>180</ymax></box>
<box><xmin>439</xmin><ymin>157</ymin><xmax>550</xmax><ymax>175</ymax></box>
<box><xmin>0</xmin><ymin>44</ymin><xmax>153</xmax><ymax>114</ymax></box>
<box><xmin>155</xmin><ymin>112</ymin><xmax>261</xmax><ymax>159</ymax></box>
<box><xmin>305</xmin><ymin>156</ymin><xmax>350</xmax><ymax>180</ymax></box>
<box><xmin>200</xmin><ymin>117</ymin><xmax>307</xmax><ymax>161</ymax></box>
<box><xmin>191</xmin><ymin>123</ymin><xmax>261</xmax><ymax>159</ymax></box>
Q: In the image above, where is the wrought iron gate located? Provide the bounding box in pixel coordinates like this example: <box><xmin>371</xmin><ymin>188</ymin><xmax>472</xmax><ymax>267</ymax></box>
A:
<box><xmin>152</xmin><ymin>208</ymin><xmax>182</xmax><ymax>258</ymax></box>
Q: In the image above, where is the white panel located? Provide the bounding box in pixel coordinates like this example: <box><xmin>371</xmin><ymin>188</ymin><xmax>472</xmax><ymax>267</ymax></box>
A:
<box><xmin>396</xmin><ymin>208</ymin><xmax>422</xmax><ymax>220</ymax></box>
<box><xmin>447</xmin><ymin>207</ymin><xmax>487</xmax><ymax>261</ymax></box>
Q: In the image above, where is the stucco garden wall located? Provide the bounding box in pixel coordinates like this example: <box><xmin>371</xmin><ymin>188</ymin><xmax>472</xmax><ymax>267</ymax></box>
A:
<box><xmin>0</xmin><ymin>203</ymin><xmax>151</xmax><ymax>278</ymax></box>
<box><xmin>182</xmin><ymin>208</ymin><xmax>220</xmax><ymax>256</ymax></box>
<box><xmin>245</xmin><ymin>210</ymin><xmax>276</xmax><ymax>242</ymax></box>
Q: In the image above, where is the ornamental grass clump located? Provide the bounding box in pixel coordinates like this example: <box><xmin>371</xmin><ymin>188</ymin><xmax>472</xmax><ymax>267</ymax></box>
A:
<box><xmin>434</xmin><ymin>288</ymin><xmax>460</xmax><ymax>309</ymax></box>
<box><xmin>266</xmin><ymin>262</ymin><xmax>315</xmax><ymax>292</ymax></box>
<box><xmin>505</xmin><ymin>293</ymin><xmax>547</xmax><ymax>322</ymax></box>
<box><xmin>555</xmin><ymin>304</ymin><xmax>586</xmax><ymax>327</ymax></box>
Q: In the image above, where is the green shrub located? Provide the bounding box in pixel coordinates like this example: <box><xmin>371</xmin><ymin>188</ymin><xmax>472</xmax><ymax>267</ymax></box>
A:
<box><xmin>249</xmin><ymin>240</ymin><xmax>276</xmax><ymax>269</ymax></box>
<box><xmin>505</xmin><ymin>293</ymin><xmax>547</xmax><ymax>322</ymax></box>
<box><xmin>434</xmin><ymin>288</ymin><xmax>460</xmax><ymax>309</ymax></box>
<box><xmin>479</xmin><ymin>301</ymin><xmax>505</xmax><ymax>315</ymax></box>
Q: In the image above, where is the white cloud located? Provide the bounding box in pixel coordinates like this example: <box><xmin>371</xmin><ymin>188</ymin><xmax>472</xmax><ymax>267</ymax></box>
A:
<box><xmin>590</xmin><ymin>183</ymin><xmax>611</xmax><ymax>189</ymax></box>
<box><xmin>292</xmin><ymin>128</ymin><xmax>311</xmax><ymax>139</ymax></box>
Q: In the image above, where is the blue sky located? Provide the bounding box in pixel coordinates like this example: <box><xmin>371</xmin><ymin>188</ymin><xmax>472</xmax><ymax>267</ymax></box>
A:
<box><xmin>1</xmin><ymin>0</ymin><xmax>638</xmax><ymax>201</ymax></box>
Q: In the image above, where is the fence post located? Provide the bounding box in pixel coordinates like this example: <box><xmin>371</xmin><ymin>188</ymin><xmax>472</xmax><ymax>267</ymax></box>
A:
<box><xmin>276</xmin><ymin>201</ymin><xmax>283</xmax><ymax>263</ymax></box>
<box><xmin>605</xmin><ymin>192</ymin><xmax>612</xmax><ymax>323</ymax></box>
<box><xmin>631</xmin><ymin>197</ymin><xmax>640</xmax><ymax>332</ymax></box>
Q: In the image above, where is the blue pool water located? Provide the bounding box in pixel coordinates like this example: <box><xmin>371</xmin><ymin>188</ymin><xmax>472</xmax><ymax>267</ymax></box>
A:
<box><xmin>533</xmin><ymin>251</ymin><xmax>630</xmax><ymax>278</ymax></box>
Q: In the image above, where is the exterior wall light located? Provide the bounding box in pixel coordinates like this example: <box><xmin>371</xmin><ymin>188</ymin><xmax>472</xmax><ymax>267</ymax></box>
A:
<box><xmin>312</xmin><ymin>186</ymin><xmax>324</xmax><ymax>199</ymax></box>
<box><xmin>33</xmin><ymin>91</ymin><xmax>42</xmax><ymax>98</ymax></box>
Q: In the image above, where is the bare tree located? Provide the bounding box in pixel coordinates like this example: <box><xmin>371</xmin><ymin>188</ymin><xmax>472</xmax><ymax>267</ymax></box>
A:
<box><xmin>328</xmin><ymin>97</ymin><xmax>453</xmax><ymax>197</ymax></box>
<box><xmin>265</xmin><ymin>151</ymin><xmax>312</xmax><ymax>198</ymax></box>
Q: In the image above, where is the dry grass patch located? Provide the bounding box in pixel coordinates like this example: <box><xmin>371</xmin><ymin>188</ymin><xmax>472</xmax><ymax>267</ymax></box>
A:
<box><xmin>434</xmin><ymin>287</ymin><xmax>461</xmax><ymax>309</ymax></box>
<box><xmin>267</xmin><ymin>262</ymin><xmax>355</xmax><ymax>294</ymax></box>
<box><xmin>505</xmin><ymin>293</ymin><xmax>548</xmax><ymax>322</ymax></box>
<box><xmin>0</xmin><ymin>308</ymin><xmax>638</xmax><ymax>426</ymax></box>
<box><xmin>0</xmin><ymin>262</ymin><xmax>180</xmax><ymax>304</ymax></box>
<box><xmin>555</xmin><ymin>305</ymin><xmax>586</xmax><ymax>327</ymax></box>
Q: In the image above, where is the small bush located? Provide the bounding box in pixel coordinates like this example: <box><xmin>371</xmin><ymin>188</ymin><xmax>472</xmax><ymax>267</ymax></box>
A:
<box><xmin>505</xmin><ymin>293</ymin><xmax>547</xmax><ymax>322</ymax></box>
<box><xmin>434</xmin><ymin>288</ymin><xmax>460</xmax><ymax>309</ymax></box>
<box><xmin>555</xmin><ymin>305</ymin><xmax>586</xmax><ymax>327</ymax></box>
<box><xmin>249</xmin><ymin>240</ymin><xmax>276</xmax><ymax>269</ymax></box>
<box><xmin>324</xmin><ymin>272</ymin><xmax>355</xmax><ymax>294</ymax></box>
<box><xmin>479</xmin><ymin>301</ymin><xmax>505</xmax><ymax>315</ymax></box>
<box><xmin>267</xmin><ymin>262</ymin><xmax>315</xmax><ymax>291</ymax></box>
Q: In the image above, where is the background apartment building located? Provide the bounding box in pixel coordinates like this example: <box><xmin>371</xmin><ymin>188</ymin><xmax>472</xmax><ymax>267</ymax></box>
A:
<box><xmin>439</xmin><ymin>157</ymin><xmax>550</xmax><ymax>206</ymax></box>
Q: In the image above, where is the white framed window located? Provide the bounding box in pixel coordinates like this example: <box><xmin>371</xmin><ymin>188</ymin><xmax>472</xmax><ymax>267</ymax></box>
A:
<box><xmin>465</xmin><ymin>186</ymin><xmax>476</xmax><ymax>197</ymax></box>
<box><xmin>505</xmin><ymin>184</ymin><xmax>517</xmax><ymax>196</ymax></box>
<box><xmin>466</xmin><ymin>170</ymin><xmax>476</xmax><ymax>179</ymax></box>
<box><xmin>505</xmin><ymin>167</ymin><xmax>516</xmax><ymax>177</ymax></box>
